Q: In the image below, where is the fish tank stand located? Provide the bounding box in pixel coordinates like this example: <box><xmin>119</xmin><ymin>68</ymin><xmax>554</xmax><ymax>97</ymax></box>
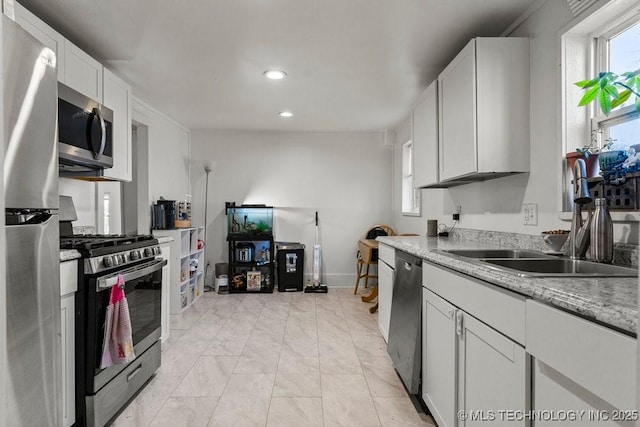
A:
<box><xmin>226</xmin><ymin>204</ymin><xmax>274</xmax><ymax>293</ymax></box>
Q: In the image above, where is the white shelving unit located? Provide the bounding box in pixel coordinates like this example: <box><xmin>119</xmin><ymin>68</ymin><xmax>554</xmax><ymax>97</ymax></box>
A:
<box><xmin>153</xmin><ymin>226</ymin><xmax>205</xmax><ymax>314</ymax></box>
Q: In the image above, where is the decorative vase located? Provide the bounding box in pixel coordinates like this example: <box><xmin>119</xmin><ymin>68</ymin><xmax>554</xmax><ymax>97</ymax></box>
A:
<box><xmin>566</xmin><ymin>151</ymin><xmax>599</xmax><ymax>177</ymax></box>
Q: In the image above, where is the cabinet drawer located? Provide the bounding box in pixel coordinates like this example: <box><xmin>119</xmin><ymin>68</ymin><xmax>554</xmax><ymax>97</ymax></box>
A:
<box><xmin>90</xmin><ymin>341</ymin><xmax>161</xmax><ymax>426</ymax></box>
<box><xmin>378</xmin><ymin>243</ymin><xmax>395</xmax><ymax>267</ymax></box>
<box><xmin>60</xmin><ymin>260</ymin><xmax>78</xmax><ymax>296</ymax></box>
<box><xmin>422</xmin><ymin>261</ymin><xmax>526</xmax><ymax>344</ymax></box>
<box><xmin>526</xmin><ymin>300</ymin><xmax>636</xmax><ymax>410</ymax></box>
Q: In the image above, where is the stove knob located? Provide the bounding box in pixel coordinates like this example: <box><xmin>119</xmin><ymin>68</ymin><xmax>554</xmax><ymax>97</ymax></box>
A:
<box><xmin>130</xmin><ymin>251</ymin><xmax>139</xmax><ymax>261</ymax></box>
<box><xmin>119</xmin><ymin>254</ymin><xmax>126</xmax><ymax>264</ymax></box>
<box><xmin>103</xmin><ymin>257</ymin><xmax>113</xmax><ymax>268</ymax></box>
<box><xmin>154</xmin><ymin>246</ymin><xmax>161</xmax><ymax>255</ymax></box>
<box><xmin>144</xmin><ymin>248</ymin><xmax>153</xmax><ymax>257</ymax></box>
<box><xmin>112</xmin><ymin>255</ymin><xmax>120</xmax><ymax>266</ymax></box>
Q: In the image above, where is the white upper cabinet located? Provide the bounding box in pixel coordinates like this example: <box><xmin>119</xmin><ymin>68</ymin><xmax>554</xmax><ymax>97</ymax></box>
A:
<box><xmin>14</xmin><ymin>2</ymin><xmax>65</xmax><ymax>80</ymax></box>
<box><xmin>102</xmin><ymin>68</ymin><xmax>132</xmax><ymax>182</ymax></box>
<box><xmin>412</xmin><ymin>80</ymin><xmax>439</xmax><ymax>188</ymax></box>
<box><xmin>64</xmin><ymin>40</ymin><xmax>103</xmax><ymax>101</ymax></box>
<box><xmin>438</xmin><ymin>37</ymin><xmax>530</xmax><ymax>183</ymax></box>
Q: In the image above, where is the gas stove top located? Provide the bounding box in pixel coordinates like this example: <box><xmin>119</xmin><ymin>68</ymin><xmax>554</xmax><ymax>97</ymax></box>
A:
<box><xmin>60</xmin><ymin>234</ymin><xmax>161</xmax><ymax>274</ymax></box>
<box><xmin>60</xmin><ymin>234</ymin><xmax>156</xmax><ymax>252</ymax></box>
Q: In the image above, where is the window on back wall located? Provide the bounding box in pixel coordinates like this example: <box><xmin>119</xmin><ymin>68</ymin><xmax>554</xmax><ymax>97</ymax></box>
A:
<box><xmin>562</xmin><ymin>4</ymin><xmax>640</xmax><ymax>213</ymax></box>
<box><xmin>591</xmin><ymin>17</ymin><xmax>640</xmax><ymax>154</ymax></box>
<box><xmin>402</xmin><ymin>140</ymin><xmax>420</xmax><ymax>216</ymax></box>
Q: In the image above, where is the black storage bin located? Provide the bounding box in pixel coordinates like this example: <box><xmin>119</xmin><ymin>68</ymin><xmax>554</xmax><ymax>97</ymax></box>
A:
<box><xmin>276</xmin><ymin>242</ymin><xmax>305</xmax><ymax>292</ymax></box>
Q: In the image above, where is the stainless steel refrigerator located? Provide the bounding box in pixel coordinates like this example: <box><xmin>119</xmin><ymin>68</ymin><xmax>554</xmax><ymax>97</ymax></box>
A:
<box><xmin>3</xmin><ymin>15</ymin><xmax>60</xmax><ymax>426</ymax></box>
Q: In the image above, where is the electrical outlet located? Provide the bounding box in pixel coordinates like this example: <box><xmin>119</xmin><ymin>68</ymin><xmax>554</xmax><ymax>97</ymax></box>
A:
<box><xmin>522</xmin><ymin>203</ymin><xmax>538</xmax><ymax>226</ymax></box>
<box><xmin>452</xmin><ymin>205</ymin><xmax>461</xmax><ymax>221</ymax></box>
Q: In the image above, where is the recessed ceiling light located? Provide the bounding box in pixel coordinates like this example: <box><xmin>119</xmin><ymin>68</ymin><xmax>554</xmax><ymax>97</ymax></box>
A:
<box><xmin>279</xmin><ymin>111</ymin><xmax>293</xmax><ymax>118</ymax></box>
<box><xmin>264</xmin><ymin>70</ymin><xmax>287</xmax><ymax>80</ymax></box>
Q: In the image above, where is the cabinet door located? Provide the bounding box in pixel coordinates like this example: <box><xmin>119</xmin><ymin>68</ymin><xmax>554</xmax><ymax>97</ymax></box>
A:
<box><xmin>438</xmin><ymin>39</ymin><xmax>477</xmax><ymax>181</ymax></box>
<box><xmin>64</xmin><ymin>39</ymin><xmax>103</xmax><ymax>100</ymax></box>
<box><xmin>457</xmin><ymin>311</ymin><xmax>529</xmax><ymax>427</ymax></box>
<box><xmin>60</xmin><ymin>294</ymin><xmax>75</xmax><ymax>427</ymax></box>
<box><xmin>413</xmin><ymin>80</ymin><xmax>439</xmax><ymax>187</ymax></box>
<box><xmin>526</xmin><ymin>300</ymin><xmax>635</xmax><ymax>412</ymax></box>
<box><xmin>160</xmin><ymin>244</ymin><xmax>171</xmax><ymax>344</ymax></box>
<box><xmin>14</xmin><ymin>2</ymin><xmax>66</xmax><ymax>81</ymax></box>
<box><xmin>422</xmin><ymin>289</ymin><xmax>457</xmax><ymax>427</ymax></box>
<box><xmin>377</xmin><ymin>261</ymin><xmax>394</xmax><ymax>343</ymax></box>
<box><xmin>102</xmin><ymin>68</ymin><xmax>132</xmax><ymax>181</ymax></box>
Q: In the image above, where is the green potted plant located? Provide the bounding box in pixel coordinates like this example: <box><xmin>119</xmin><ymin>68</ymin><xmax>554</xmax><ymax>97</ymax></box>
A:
<box><xmin>575</xmin><ymin>69</ymin><xmax>640</xmax><ymax>115</ymax></box>
<box><xmin>571</xmin><ymin>69</ymin><xmax>640</xmax><ymax>176</ymax></box>
<box><xmin>565</xmin><ymin>130</ymin><xmax>611</xmax><ymax>177</ymax></box>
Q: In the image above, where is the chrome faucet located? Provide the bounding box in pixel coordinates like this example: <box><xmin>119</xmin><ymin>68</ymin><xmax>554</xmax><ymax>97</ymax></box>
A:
<box><xmin>570</xmin><ymin>158</ymin><xmax>592</xmax><ymax>259</ymax></box>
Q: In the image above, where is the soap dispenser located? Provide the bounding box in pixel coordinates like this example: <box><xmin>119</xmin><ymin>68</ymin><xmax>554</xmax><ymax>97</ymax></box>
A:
<box><xmin>591</xmin><ymin>198</ymin><xmax>613</xmax><ymax>263</ymax></box>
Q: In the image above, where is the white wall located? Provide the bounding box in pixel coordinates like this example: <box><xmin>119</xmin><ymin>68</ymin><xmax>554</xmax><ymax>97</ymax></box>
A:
<box><xmin>190</xmin><ymin>130</ymin><xmax>392</xmax><ymax>285</ymax></box>
<box><xmin>59</xmin><ymin>178</ymin><xmax>96</xmax><ymax>229</ymax></box>
<box><xmin>133</xmin><ymin>97</ymin><xmax>190</xmax><ymax>234</ymax></box>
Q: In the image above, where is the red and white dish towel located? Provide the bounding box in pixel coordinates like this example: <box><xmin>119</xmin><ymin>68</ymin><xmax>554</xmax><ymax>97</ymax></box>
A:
<box><xmin>100</xmin><ymin>275</ymin><xmax>135</xmax><ymax>368</ymax></box>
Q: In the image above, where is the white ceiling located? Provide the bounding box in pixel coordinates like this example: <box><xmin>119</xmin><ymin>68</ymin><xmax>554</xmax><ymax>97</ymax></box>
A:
<box><xmin>20</xmin><ymin>0</ymin><xmax>538</xmax><ymax>132</ymax></box>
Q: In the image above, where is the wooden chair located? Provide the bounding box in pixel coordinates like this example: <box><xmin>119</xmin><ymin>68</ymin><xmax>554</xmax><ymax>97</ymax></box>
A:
<box><xmin>354</xmin><ymin>224</ymin><xmax>396</xmax><ymax>295</ymax></box>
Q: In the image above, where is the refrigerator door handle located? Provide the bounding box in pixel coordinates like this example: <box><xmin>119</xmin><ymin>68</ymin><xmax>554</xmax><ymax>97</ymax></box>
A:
<box><xmin>5</xmin><ymin>210</ymin><xmax>53</xmax><ymax>226</ymax></box>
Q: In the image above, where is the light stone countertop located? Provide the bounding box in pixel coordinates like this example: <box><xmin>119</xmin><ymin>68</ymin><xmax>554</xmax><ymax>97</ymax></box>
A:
<box><xmin>378</xmin><ymin>235</ymin><xmax>638</xmax><ymax>336</ymax></box>
<box><xmin>60</xmin><ymin>249</ymin><xmax>81</xmax><ymax>262</ymax></box>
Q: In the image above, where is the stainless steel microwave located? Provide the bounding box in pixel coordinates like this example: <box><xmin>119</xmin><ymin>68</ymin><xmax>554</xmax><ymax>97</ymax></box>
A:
<box><xmin>58</xmin><ymin>83</ymin><xmax>113</xmax><ymax>176</ymax></box>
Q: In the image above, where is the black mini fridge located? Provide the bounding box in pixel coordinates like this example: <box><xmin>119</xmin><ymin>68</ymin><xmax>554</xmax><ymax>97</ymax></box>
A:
<box><xmin>276</xmin><ymin>242</ymin><xmax>305</xmax><ymax>291</ymax></box>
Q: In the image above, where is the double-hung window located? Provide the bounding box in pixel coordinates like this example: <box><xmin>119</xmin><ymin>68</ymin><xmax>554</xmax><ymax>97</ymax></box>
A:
<box><xmin>562</xmin><ymin>5</ymin><xmax>640</xmax><ymax>213</ymax></box>
<box><xmin>590</xmin><ymin>18</ymin><xmax>640</xmax><ymax>152</ymax></box>
<box><xmin>402</xmin><ymin>140</ymin><xmax>420</xmax><ymax>216</ymax></box>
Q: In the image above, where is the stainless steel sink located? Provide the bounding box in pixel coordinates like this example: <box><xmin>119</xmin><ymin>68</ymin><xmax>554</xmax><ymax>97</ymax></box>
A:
<box><xmin>442</xmin><ymin>249</ymin><xmax>553</xmax><ymax>259</ymax></box>
<box><xmin>483</xmin><ymin>258</ymin><xmax>638</xmax><ymax>277</ymax></box>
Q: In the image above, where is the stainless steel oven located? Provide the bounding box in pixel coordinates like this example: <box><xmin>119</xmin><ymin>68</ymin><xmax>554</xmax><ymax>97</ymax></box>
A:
<box><xmin>90</xmin><ymin>259</ymin><xmax>164</xmax><ymax>390</ymax></box>
<box><xmin>64</xmin><ymin>235</ymin><xmax>164</xmax><ymax>427</ymax></box>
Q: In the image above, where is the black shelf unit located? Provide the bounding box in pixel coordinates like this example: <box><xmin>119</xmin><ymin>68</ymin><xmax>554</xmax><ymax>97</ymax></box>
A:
<box><xmin>226</xmin><ymin>204</ymin><xmax>274</xmax><ymax>293</ymax></box>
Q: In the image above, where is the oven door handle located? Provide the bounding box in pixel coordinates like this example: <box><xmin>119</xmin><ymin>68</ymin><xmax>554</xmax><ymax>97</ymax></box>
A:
<box><xmin>97</xmin><ymin>259</ymin><xmax>167</xmax><ymax>291</ymax></box>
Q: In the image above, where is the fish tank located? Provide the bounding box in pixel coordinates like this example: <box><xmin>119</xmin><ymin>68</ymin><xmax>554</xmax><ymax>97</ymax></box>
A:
<box><xmin>226</xmin><ymin>203</ymin><xmax>273</xmax><ymax>237</ymax></box>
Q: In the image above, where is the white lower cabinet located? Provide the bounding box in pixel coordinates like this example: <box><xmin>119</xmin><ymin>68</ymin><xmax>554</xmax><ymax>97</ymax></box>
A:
<box><xmin>422</xmin><ymin>288</ymin><xmax>457</xmax><ymax>427</ymax></box>
<box><xmin>377</xmin><ymin>243</ymin><xmax>396</xmax><ymax>342</ymax></box>
<box><xmin>377</xmin><ymin>259</ymin><xmax>394</xmax><ymax>343</ymax></box>
<box><xmin>458</xmin><ymin>311</ymin><xmax>528</xmax><ymax>427</ymax></box>
<box><xmin>60</xmin><ymin>260</ymin><xmax>77</xmax><ymax>427</ymax></box>
<box><xmin>526</xmin><ymin>300</ymin><xmax>636</xmax><ymax>426</ymax></box>
<box><xmin>422</xmin><ymin>262</ymin><xmax>529</xmax><ymax>427</ymax></box>
<box><xmin>159</xmin><ymin>240</ymin><xmax>172</xmax><ymax>344</ymax></box>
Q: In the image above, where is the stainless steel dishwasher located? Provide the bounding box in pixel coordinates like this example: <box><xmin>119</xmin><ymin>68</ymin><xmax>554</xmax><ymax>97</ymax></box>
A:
<box><xmin>387</xmin><ymin>251</ymin><xmax>422</xmax><ymax>394</ymax></box>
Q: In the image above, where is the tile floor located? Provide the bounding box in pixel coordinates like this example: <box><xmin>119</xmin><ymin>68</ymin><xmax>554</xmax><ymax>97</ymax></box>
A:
<box><xmin>112</xmin><ymin>287</ymin><xmax>436</xmax><ymax>427</ymax></box>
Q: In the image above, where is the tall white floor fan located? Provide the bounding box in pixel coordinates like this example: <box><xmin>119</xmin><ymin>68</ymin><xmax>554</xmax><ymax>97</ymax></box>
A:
<box><xmin>304</xmin><ymin>211</ymin><xmax>328</xmax><ymax>293</ymax></box>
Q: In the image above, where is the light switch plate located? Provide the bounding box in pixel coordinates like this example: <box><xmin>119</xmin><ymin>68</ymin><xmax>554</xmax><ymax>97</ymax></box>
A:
<box><xmin>523</xmin><ymin>203</ymin><xmax>538</xmax><ymax>226</ymax></box>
